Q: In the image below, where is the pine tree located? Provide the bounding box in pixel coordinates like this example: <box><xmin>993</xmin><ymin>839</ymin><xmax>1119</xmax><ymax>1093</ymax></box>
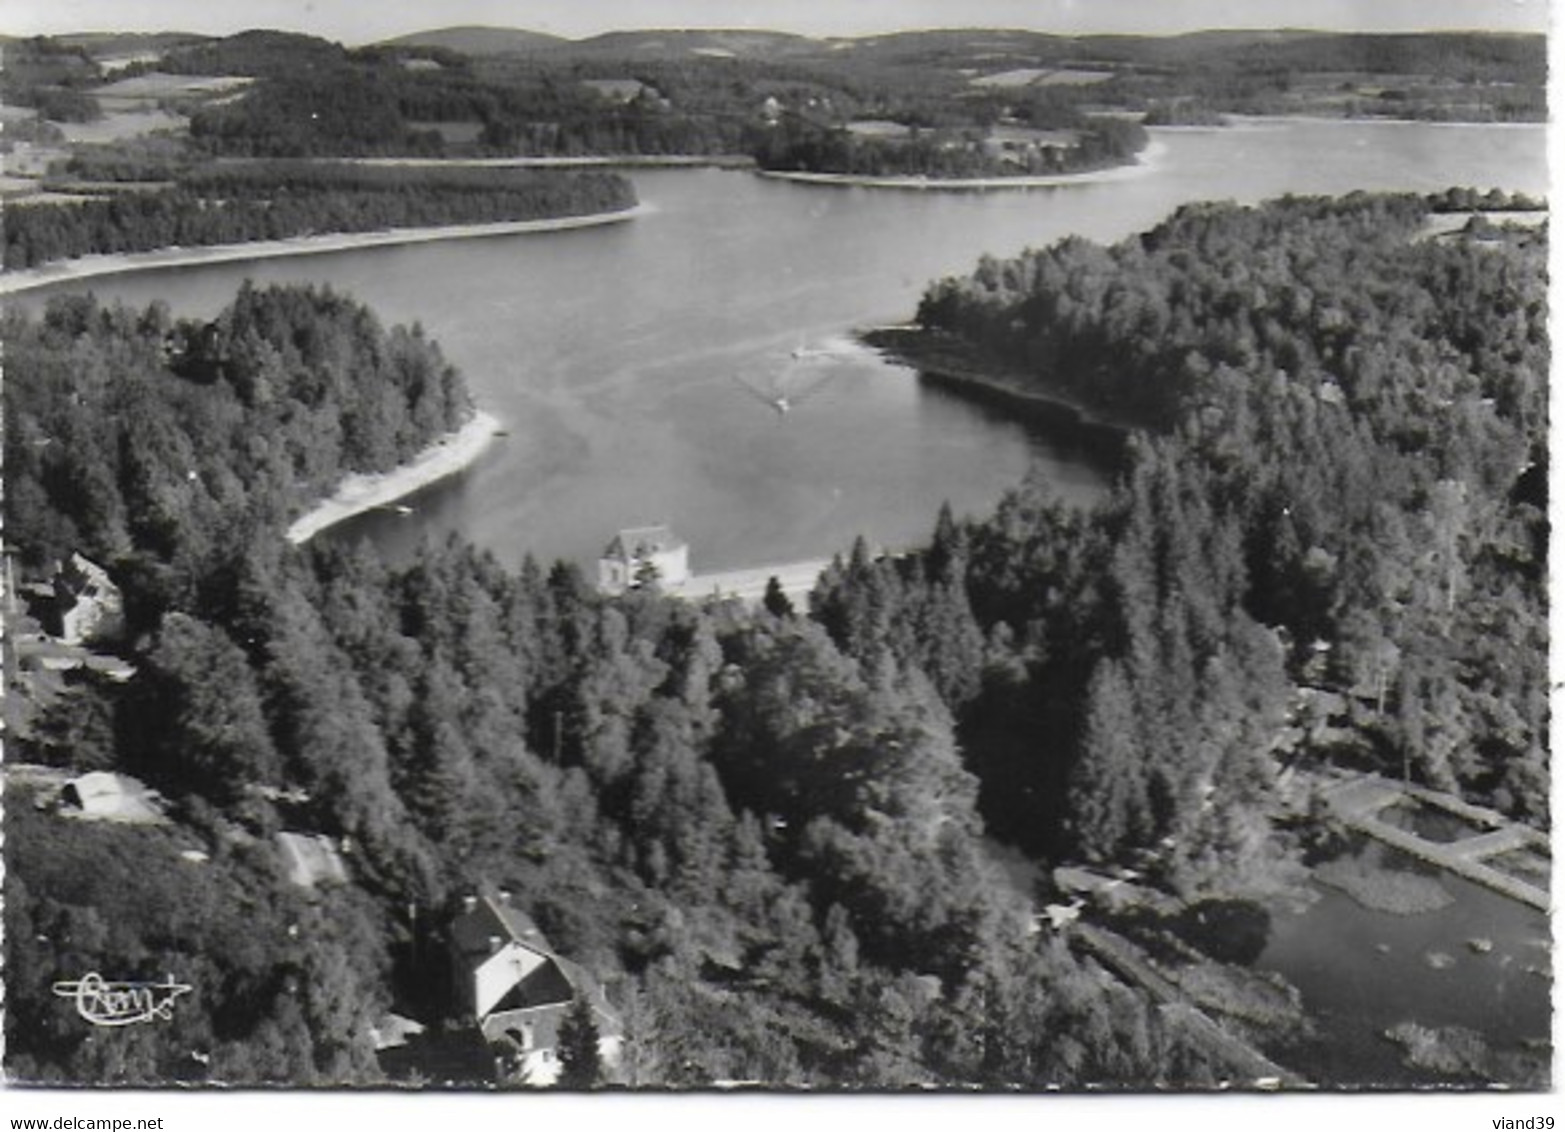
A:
<box><xmin>762</xmin><ymin>575</ymin><xmax>794</xmax><ymax>618</ymax></box>
<box><xmin>556</xmin><ymin>995</ymin><xmax>603</xmax><ymax>1089</ymax></box>
<box><xmin>1068</xmin><ymin>658</ymin><xmax>1147</xmax><ymax>861</ymax></box>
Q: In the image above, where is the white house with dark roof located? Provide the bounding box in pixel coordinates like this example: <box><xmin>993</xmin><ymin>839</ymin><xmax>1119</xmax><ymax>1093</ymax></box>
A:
<box><xmin>59</xmin><ymin>771</ymin><xmax>165</xmax><ymax>824</ymax></box>
<box><xmin>597</xmin><ymin>525</ymin><xmax>690</xmax><ymax>594</ymax></box>
<box><xmin>47</xmin><ymin>554</ymin><xmax>124</xmax><ymax>646</ymax></box>
<box><xmin>450</xmin><ymin>888</ymin><xmax>623</xmax><ymax>1085</ymax></box>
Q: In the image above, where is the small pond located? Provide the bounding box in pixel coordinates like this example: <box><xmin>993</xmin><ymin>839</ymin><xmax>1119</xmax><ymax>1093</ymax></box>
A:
<box><xmin>1486</xmin><ymin>848</ymin><xmax>1552</xmax><ymax>893</ymax></box>
<box><xmin>1255</xmin><ymin>836</ymin><xmax>1550</xmax><ymax>1088</ymax></box>
<box><xmin>1375</xmin><ymin>798</ymin><xmax>1494</xmax><ymax>845</ymax></box>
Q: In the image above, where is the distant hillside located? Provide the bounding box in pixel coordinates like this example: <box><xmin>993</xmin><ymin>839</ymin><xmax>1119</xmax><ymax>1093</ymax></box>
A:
<box><xmin>564</xmin><ymin>28</ymin><xmax>819</xmax><ymax>59</ymax></box>
<box><xmin>51</xmin><ymin>31</ymin><xmax>211</xmax><ymax>58</ymax></box>
<box><xmin>7</xmin><ymin>23</ymin><xmax>1534</xmax><ymax>163</ymax></box>
<box><xmin>830</xmin><ymin>27</ymin><xmax>1539</xmax><ymax>77</ymax></box>
<box><xmin>382</xmin><ymin>26</ymin><xmax>824</xmax><ymax>61</ymax></box>
<box><xmin>378</xmin><ymin>26</ymin><xmax>566</xmax><ymax>56</ymax></box>
<box><xmin>158</xmin><ymin>29</ymin><xmax>350</xmax><ymax>76</ymax></box>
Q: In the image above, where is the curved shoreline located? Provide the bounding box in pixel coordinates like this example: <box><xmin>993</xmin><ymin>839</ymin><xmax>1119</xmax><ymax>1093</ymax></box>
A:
<box><xmin>859</xmin><ymin>324</ymin><xmax>1139</xmax><ymax>470</ymax></box>
<box><xmin>754</xmin><ymin>140</ymin><xmax>1164</xmax><ymax>191</ymax></box>
<box><xmin>285</xmin><ymin>409</ymin><xmax>502</xmax><ymax>545</ymax></box>
<box><xmin>0</xmin><ymin>204</ymin><xmax>649</xmax><ymax>296</ymax></box>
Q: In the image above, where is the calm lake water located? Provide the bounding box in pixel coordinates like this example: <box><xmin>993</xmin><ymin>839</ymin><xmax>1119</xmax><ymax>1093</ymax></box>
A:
<box><xmin>21</xmin><ymin>119</ymin><xmax>1546</xmax><ymax>576</ymax></box>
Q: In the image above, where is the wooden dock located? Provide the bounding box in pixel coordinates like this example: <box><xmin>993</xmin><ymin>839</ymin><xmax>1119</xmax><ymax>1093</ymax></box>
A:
<box><xmin>1316</xmin><ymin>774</ymin><xmax>1549</xmax><ymax>911</ymax></box>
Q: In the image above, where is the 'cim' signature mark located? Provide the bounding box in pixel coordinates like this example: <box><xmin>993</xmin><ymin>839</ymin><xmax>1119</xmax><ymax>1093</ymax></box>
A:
<box><xmin>52</xmin><ymin>972</ymin><xmax>193</xmax><ymax>1027</ymax></box>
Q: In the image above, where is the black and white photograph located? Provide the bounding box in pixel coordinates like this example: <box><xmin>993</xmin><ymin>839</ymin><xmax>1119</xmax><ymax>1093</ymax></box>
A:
<box><xmin>0</xmin><ymin>0</ymin><xmax>1552</xmax><ymax>1125</ymax></box>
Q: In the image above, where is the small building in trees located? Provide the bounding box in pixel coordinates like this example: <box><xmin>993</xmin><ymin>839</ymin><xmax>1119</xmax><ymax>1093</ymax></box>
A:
<box><xmin>597</xmin><ymin>525</ymin><xmax>689</xmax><ymax>594</ymax></box>
<box><xmin>275</xmin><ymin>831</ymin><xmax>349</xmax><ymax>889</ymax></box>
<box><xmin>41</xmin><ymin>554</ymin><xmax>124</xmax><ymax>646</ymax></box>
<box><xmin>449</xmin><ymin>887</ymin><xmax>623</xmax><ymax>1085</ymax></box>
<box><xmin>59</xmin><ymin>771</ymin><xmax>166</xmax><ymax>824</ymax></box>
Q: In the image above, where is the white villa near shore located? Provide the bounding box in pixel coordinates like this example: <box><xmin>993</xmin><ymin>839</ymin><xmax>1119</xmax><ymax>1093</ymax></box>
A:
<box><xmin>598</xmin><ymin>525</ymin><xmax>690</xmax><ymax>593</ymax></box>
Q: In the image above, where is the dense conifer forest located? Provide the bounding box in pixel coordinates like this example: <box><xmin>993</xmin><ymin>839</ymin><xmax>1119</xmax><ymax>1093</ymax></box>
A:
<box><xmin>3</xmin><ymin>166</ymin><xmax>637</xmax><ymax>271</ymax></box>
<box><xmin>3</xmin><ymin>190</ymin><xmax>1547</xmax><ymax>1087</ymax></box>
<box><xmin>902</xmin><ymin>193</ymin><xmax>1548</xmax><ymax>845</ymax></box>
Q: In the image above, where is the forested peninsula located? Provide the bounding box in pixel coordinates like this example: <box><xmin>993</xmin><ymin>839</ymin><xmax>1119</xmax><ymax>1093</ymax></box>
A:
<box><xmin>4</xmin><ymin>284</ymin><xmax>475</xmax><ymax>588</ymax></box>
<box><xmin>872</xmin><ymin>191</ymin><xmax>1548</xmax><ymax>844</ymax></box>
<box><xmin>753</xmin><ymin>115</ymin><xmax>1148</xmax><ymax>181</ymax></box>
<box><xmin>3</xmin><ymin>163</ymin><xmax>637</xmax><ymax>271</ymax></box>
<box><xmin>3</xmin><ymin>190</ymin><xmax>1548</xmax><ymax>1088</ymax></box>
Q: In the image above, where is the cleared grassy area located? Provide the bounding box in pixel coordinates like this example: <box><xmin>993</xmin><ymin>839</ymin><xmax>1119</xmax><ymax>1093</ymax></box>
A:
<box><xmin>971</xmin><ymin>67</ymin><xmax>1114</xmax><ymax>88</ymax></box>
<box><xmin>57</xmin><ymin>109</ymin><xmax>186</xmax><ymax>144</ymax></box>
<box><xmin>94</xmin><ymin>72</ymin><xmax>253</xmax><ymax>100</ymax></box>
<box><xmin>971</xmin><ymin>68</ymin><xmax>1047</xmax><ymax>87</ymax></box>
<box><xmin>846</xmin><ymin>119</ymin><xmax>912</xmax><ymax>138</ymax></box>
<box><xmin>407</xmin><ymin>120</ymin><xmax>486</xmax><ymax>145</ymax></box>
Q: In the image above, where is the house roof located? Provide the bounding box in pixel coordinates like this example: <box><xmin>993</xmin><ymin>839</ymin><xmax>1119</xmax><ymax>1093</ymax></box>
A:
<box><xmin>454</xmin><ymin>887</ymin><xmax>623</xmax><ymax>1036</ymax></box>
<box><xmin>61</xmin><ymin>771</ymin><xmax>165</xmax><ymax>823</ymax></box>
<box><xmin>276</xmin><ymin>831</ymin><xmax>349</xmax><ymax>888</ymax></box>
<box><xmin>603</xmin><ymin>525</ymin><xmax>686</xmax><ymax>560</ymax></box>
<box><xmin>61</xmin><ymin>553</ymin><xmax>118</xmax><ymax>600</ymax></box>
<box><xmin>451</xmin><ymin>888</ymin><xmax>551</xmax><ymax>958</ymax></box>
<box><xmin>68</xmin><ymin>770</ymin><xmax>132</xmax><ymax>800</ymax></box>
<box><xmin>488</xmin><ymin>955</ymin><xmax>575</xmax><ymax>1015</ymax></box>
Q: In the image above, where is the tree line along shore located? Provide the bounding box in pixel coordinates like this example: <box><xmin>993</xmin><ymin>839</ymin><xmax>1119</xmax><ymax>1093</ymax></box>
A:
<box><xmin>3</xmin><ymin>162</ymin><xmax>639</xmax><ymax>273</ymax></box>
<box><xmin>0</xmin><ymin>205</ymin><xmax>648</xmax><ymax>296</ymax></box>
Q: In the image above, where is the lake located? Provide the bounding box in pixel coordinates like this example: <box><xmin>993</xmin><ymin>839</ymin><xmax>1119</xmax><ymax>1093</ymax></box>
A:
<box><xmin>15</xmin><ymin>119</ymin><xmax>1547</xmax><ymax>576</ymax></box>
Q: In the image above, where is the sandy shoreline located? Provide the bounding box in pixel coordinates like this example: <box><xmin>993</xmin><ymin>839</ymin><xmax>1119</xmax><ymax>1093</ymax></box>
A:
<box><xmin>1222</xmin><ymin>113</ymin><xmax>1546</xmax><ymax>130</ymax></box>
<box><xmin>754</xmin><ymin>141</ymin><xmax>1165</xmax><ymax>191</ymax></box>
<box><xmin>0</xmin><ymin>204</ymin><xmax>648</xmax><ymax>295</ymax></box>
<box><xmin>285</xmin><ymin>409</ymin><xmax>502</xmax><ymax>545</ymax></box>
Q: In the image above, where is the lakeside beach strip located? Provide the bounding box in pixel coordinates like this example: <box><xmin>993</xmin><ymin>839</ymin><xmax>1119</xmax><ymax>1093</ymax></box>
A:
<box><xmin>285</xmin><ymin>409</ymin><xmax>502</xmax><ymax>545</ymax></box>
<box><xmin>0</xmin><ymin>203</ymin><xmax>650</xmax><ymax>295</ymax></box>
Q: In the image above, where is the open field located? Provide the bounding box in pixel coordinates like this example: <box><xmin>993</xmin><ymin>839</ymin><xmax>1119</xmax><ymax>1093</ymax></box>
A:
<box><xmin>971</xmin><ymin>67</ymin><xmax>1115</xmax><ymax>87</ymax></box>
<box><xmin>95</xmin><ymin>72</ymin><xmax>252</xmax><ymax>101</ymax></box>
<box><xmin>57</xmin><ymin>109</ymin><xmax>186</xmax><ymax>144</ymax></box>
